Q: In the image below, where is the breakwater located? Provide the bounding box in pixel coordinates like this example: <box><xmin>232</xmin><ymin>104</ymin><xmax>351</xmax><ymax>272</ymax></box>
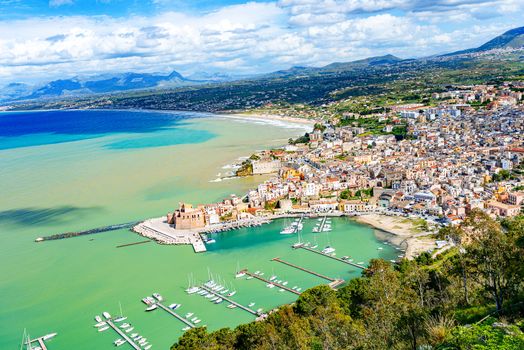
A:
<box><xmin>35</xmin><ymin>221</ymin><xmax>139</xmax><ymax>242</ymax></box>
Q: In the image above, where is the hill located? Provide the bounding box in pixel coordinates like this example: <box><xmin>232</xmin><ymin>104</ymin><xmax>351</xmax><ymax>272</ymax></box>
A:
<box><xmin>445</xmin><ymin>26</ymin><xmax>524</xmax><ymax>56</ymax></box>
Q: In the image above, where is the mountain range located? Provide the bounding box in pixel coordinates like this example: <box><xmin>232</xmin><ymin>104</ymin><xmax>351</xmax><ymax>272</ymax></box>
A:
<box><xmin>1</xmin><ymin>26</ymin><xmax>523</xmax><ymax>103</ymax></box>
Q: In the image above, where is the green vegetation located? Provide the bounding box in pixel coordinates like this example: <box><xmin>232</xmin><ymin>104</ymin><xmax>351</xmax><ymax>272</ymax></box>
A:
<box><xmin>172</xmin><ymin>211</ymin><xmax>524</xmax><ymax>349</ymax></box>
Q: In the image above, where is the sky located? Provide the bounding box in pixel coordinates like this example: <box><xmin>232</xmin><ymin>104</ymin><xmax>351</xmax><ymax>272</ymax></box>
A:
<box><xmin>0</xmin><ymin>0</ymin><xmax>522</xmax><ymax>85</ymax></box>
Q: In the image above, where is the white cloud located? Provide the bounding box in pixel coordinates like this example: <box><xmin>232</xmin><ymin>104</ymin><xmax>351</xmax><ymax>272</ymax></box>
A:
<box><xmin>49</xmin><ymin>0</ymin><xmax>74</xmax><ymax>7</ymax></box>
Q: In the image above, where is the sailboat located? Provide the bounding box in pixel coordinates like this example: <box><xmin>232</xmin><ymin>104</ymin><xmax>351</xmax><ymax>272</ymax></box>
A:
<box><xmin>292</xmin><ymin>230</ymin><xmax>304</xmax><ymax>248</ymax></box>
<box><xmin>114</xmin><ymin>302</ymin><xmax>127</xmax><ymax>322</ymax></box>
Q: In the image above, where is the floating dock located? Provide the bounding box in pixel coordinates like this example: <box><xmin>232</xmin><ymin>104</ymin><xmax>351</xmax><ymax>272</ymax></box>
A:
<box><xmin>314</xmin><ymin>215</ymin><xmax>329</xmax><ymax>232</ymax></box>
<box><xmin>105</xmin><ymin>319</ymin><xmax>142</xmax><ymax>350</ymax></box>
<box><xmin>295</xmin><ymin>246</ymin><xmax>366</xmax><ymax>270</ymax></box>
<box><xmin>271</xmin><ymin>257</ymin><xmax>336</xmax><ymax>282</ymax></box>
<box><xmin>199</xmin><ymin>285</ymin><xmax>260</xmax><ymax>316</ymax></box>
<box><xmin>155</xmin><ymin>302</ymin><xmax>195</xmax><ymax>328</ymax></box>
<box><xmin>26</xmin><ymin>336</ymin><xmax>50</xmax><ymax>350</ymax></box>
<box><xmin>240</xmin><ymin>269</ymin><xmax>301</xmax><ymax>295</ymax></box>
<box><xmin>35</xmin><ymin>221</ymin><xmax>139</xmax><ymax>242</ymax></box>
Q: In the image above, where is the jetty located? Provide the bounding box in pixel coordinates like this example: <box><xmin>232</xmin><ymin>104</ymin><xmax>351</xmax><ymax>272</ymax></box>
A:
<box><xmin>105</xmin><ymin>319</ymin><xmax>142</xmax><ymax>350</ymax></box>
<box><xmin>35</xmin><ymin>221</ymin><xmax>139</xmax><ymax>242</ymax></box>
<box><xmin>239</xmin><ymin>269</ymin><xmax>301</xmax><ymax>295</ymax></box>
<box><xmin>271</xmin><ymin>257</ymin><xmax>335</xmax><ymax>282</ymax></box>
<box><xmin>116</xmin><ymin>240</ymin><xmax>151</xmax><ymax>248</ymax></box>
<box><xmin>155</xmin><ymin>302</ymin><xmax>195</xmax><ymax>328</ymax></box>
<box><xmin>26</xmin><ymin>334</ymin><xmax>54</xmax><ymax>350</ymax></box>
<box><xmin>199</xmin><ymin>285</ymin><xmax>261</xmax><ymax>316</ymax></box>
<box><xmin>295</xmin><ymin>246</ymin><xmax>366</xmax><ymax>270</ymax></box>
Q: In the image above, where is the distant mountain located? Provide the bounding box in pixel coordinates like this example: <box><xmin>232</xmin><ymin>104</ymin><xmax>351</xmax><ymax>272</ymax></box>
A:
<box><xmin>445</xmin><ymin>26</ymin><xmax>524</xmax><ymax>56</ymax></box>
<box><xmin>186</xmin><ymin>71</ymin><xmax>247</xmax><ymax>82</ymax></box>
<box><xmin>1</xmin><ymin>70</ymin><xmax>196</xmax><ymax>102</ymax></box>
<box><xmin>321</xmin><ymin>54</ymin><xmax>404</xmax><ymax>71</ymax></box>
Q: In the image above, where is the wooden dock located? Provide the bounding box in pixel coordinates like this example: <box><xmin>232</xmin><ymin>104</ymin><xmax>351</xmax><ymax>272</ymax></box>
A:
<box><xmin>105</xmin><ymin>319</ymin><xmax>142</xmax><ymax>350</ymax></box>
<box><xmin>199</xmin><ymin>286</ymin><xmax>260</xmax><ymax>316</ymax></box>
<box><xmin>240</xmin><ymin>269</ymin><xmax>301</xmax><ymax>295</ymax></box>
<box><xmin>155</xmin><ymin>302</ymin><xmax>195</xmax><ymax>328</ymax></box>
<box><xmin>296</xmin><ymin>246</ymin><xmax>366</xmax><ymax>269</ymax></box>
<box><xmin>271</xmin><ymin>257</ymin><xmax>336</xmax><ymax>282</ymax></box>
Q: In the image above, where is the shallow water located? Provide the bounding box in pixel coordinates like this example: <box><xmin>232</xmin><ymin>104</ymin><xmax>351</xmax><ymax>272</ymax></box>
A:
<box><xmin>0</xmin><ymin>110</ymin><xmax>395</xmax><ymax>349</ymax></box>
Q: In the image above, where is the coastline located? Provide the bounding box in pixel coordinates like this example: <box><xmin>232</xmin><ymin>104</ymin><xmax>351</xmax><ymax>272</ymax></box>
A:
<box><xmin>219</xmin><ymin>112</ymin><xmax>317</xmax><ymax>126</ymax></box>
<box><xmin>353</xmin><ymin>213</ymin><xmax>436</xmax><ymax>259</ymax></box>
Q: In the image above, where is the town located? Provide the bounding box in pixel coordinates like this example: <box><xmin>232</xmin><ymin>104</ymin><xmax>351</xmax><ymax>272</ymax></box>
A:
<box><xmin>134</xmin><ymin>81</ymin><xmax>524</xmax><ymax>257</ymax></box>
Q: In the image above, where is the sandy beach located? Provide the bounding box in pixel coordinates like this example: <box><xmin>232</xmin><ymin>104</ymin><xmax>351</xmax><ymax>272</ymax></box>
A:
<box><xmin>221</xmin><ymin>112</ymin><xmax>317</xmax><ymax>126</ymax></box>
<box><xmin>354</xmin><ymin>213</ymin><xmax>436</xmax><ymax>259</ymax></box>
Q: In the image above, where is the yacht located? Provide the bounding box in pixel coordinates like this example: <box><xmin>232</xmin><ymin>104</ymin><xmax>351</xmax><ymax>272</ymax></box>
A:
<box><xmin>254</xmin><ymin>270</ymin><xmax>261</xmax><ymax>275</ymax></box>
<box><xmin>292</xmin><ymin>242</ymin><xmax>304</xmax><ymax>249</ymax></box>
<box><xmin>186</xmin><ymin>286</ymin><xmax>200</xmax><ymax>294</ymax></box>
<box><xmin>169</xmin><ymin>303</ymin><xmax>181</xmax><ymax>310</ymax></box>
<box><xmin>145</xmin><ymin>305</ymin><xmax>157</xmax><ymax>312</ymax></box>
<box><xmin>43</xmin><ymin>333</ymin><xmax>57</xmax><ymax>341</ymax></box>
<box><xmin>114</xmin><ymin>339</ymin><xmax>126</xmax><ymax>347</ymax></box>
<box><xmin>377</xmin><ymin>247</ymin><xmax>383</xmax><ymax>250</ymax></box>
<box><xmin>102</xmin><ymin>312</ymin><xmax>111</xmax><ymax>319</ymax></box>
<box><xmin>235</xmin><ymin>271</ymin><xmax>246</xmax><ymax>278</ymax></box>
<box><xmin>311</xmin><ymin>244</ymin><xmax>318</xmax><ymax>249</ymax></box>
<box><xmin>227</xmin><ymin>291</ymin><xmax>236</xmax><ymax>297</ymax></box>
<box><xmin>206</xmin><ymin>238</ymin><xmax>216</xmax><ymax>244</ymax></box>
<box><xmin>130</xmin><ymin>333</ymin><xmax>138</xmax><ymax>338</ymax></box>
<box><xmin>119</xmin><ymin>323</ymin><xmax>130</xmax><ymax>329</ymax></box>
<box><xmin>114</xmin><ymin>316</ymin><xmax>127</xmax><ymax>322</ymax></box>
<box><xmin>125</xmin><ymin>327</ymin><xmax>134</xmax><ymax>333</ymax></box>
<box><xmin>152</xmin><ymin>293</ymin><xmax>163</xmax><ymax>302</ymax></box>
<box><xmin>246</xmin><ymin>276</ymin><xmax>253</xmax><ymax>280</ymax></box>
<box><xmin>322</xmin><ymin>246</ymin><xmax>336</xmax><ymax>254</ymax></box>
<box><xmin>269</xmin><ymin>275</ymin><xmax>277</xmax><ymax>281</ymax></box>
<box><xmin>282</xmin><ymin>281</ymin><xmax>288</xmax><ymax>286</ymax></box>
<box><xmin>214</xmin><ymin>298</ymin><xmax>223</xmax><ymax>304</ymax></box>
<box><xmin>98</xmin><ymin>326</ymin><xmax>109</xmax><ymax>332</ymax></box>
<box><xmin>194</xmin><ymin>319</ymin><xmax>201</xmax><ymax>324</ymax></box>
<box><xmin>280</xmin><ymin>226</ymin><xmax>295</xmax><ymax>234</ymax></box>
<box><xmin>95</xmin><ymin>315</ymin><xmax>102</xmax><ymax>323</ymax></box>
<box><xmin>227</xmin><ymin>304</ymin><xmax>237</xmax><ymax>309</ymax></box>
<box><xmin>94</xmin><ymin>321</ymin><xmax>107</xmax><ymax>328</ymax></box>
<box><xmin>191</xmin><ymin>317</ymin><xmax>198</xmax><ymax>322</ymax></box>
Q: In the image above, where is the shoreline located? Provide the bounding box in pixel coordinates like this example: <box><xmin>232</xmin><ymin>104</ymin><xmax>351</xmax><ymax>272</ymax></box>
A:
<box><xmin>353</xmin><ymin>213</ymin><xmax>436</xmax><ymax>259</ymax></box>
<box><xmin>219</xmin><ymin>112</ymin><xmax>317</xmax><ymax>126</ymax></box>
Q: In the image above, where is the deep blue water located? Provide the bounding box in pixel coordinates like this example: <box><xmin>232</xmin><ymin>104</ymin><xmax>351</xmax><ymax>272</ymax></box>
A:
<box><xmin>0</xmin><ymin>110</ymin><xmax>216</xmax><ymax>150</ymax></box>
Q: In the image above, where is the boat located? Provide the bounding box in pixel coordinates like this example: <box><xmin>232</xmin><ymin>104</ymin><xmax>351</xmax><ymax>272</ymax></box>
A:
<box><xmin>297</xmin><ymin>288</ymin><xmax>302</xmax><ymax>292</ymax></box>
<box><xmin>235</xmin><ymin>271</ymin><xmax>245</xmax><ymax>278</ymax></box>
<box><xmin>311</xmin><ymin>244</ymin><xmax>318</xmax><ymax>249</ymax></box>
<box><xmin>341</xmin><ymin>256</ymin><xmax>350</xmax><ymax>260</ymax></box>
<box><xmin>321</xmin><ymin>246</ymin><xmax>336</xmax><ymax>254</ymax></box>
<box><xmin>206</xmin><ymin>239</ymin><xmax>216</xmax><ymax>244</ymax></box>
<box><xmin>257</xmin><ymin>308</ymin><xmax>263</xmax><ymax>313</ymax></box>
<box><xmin>248</xmin><ymin>302</ymin><xmax>255</xmax><ymax>307</ymax></box>
<box><xmin>191</xmin><ymin>317</ymin><xmax>198</xmax><ymax>322</ymax></box>
<box><xmin>94</xmin><ymin>321</ymin><xmax>107</xmax><ymax>327</ymax></box>
<box><xmin>102</xmin><ymin>311</ymin><xmax>111</xmax><ymax>319</ymax></box>
<box><xmin>377</xmin><ymin>247</ymin><xmax>383</xmax><ymax>250</ymax></box>
<box><xmin>259</xmin><ymin>272</ymin><xmax>264</xmax><ymax>276</ymax></box>
<box><xmin>142</xmin><ymin>298</ymin><xmax>152</xmax><ymax>305</ymax></box>
<box><xmin>279</xmin><ymin>289</ymin><xmax>285</xmax><ymax>292</ymax></box>
<box><xmin>182</xmin><ymin>327</ymin><xmax>191</xmax><ymax>331</ymax></box>
<box><xmin>114</xmin><ymin>339</ymin><xmax>126</xmax><ymax>347</ymax></box>
<box><xmin>152</xmin><ymin>293</ymin><xmax>163</xmax><ymax>302</ymax></box>
<box><xmin>266</xmin><ymin>283</ymin><xmax>275</xmax><ymax>288</ymax></box>
<box><xmin>119</xmin><ymin>323</ymin><xmax>130</xmax><ymax>328</ymax></box>
<box><xmin>144</xmin><ymin>345</ymin><xmax>152</xmax><ymax>350</ymax></box>
<box><xmin>269</xmin><ymin>275</ymin><xmax>277</xmax><ymax>281</ymax></box>
<box><xmin>357</xmin><ymin>262</ymin><xmax>365</xmax><ymax>265</ymax></box>
<box><xmin>98</xmin><ymin>326</ymin><xmax>109</xmax><ymax>332</ymax></box>
<box><xmin>185</xmin><ymin>312</ymin><xmax>194</xmax><ymax>318</ymax></box>
<box><xmin>227</xmin><ymin>291</ymin><xmax>236</xmax><ymax>297</ymax></box>
<box><xmin>43</xmin><ymin>333</ymin><xmax>57</xmax><ymax>341</ymax></box>
<box><xmin>130</xmin><ymin>333</ymin><xmax>138</xmax><ymax>338</ymax></box>
<box><xmin>254</xmin><ymin>270</ymin><xmax>261</xmax><ymax>275</ymax></box>
<box><xmin>280</xmin><ymin>226</ymin><xmax>295</xmax><ymax>234</ymax></box>
<box><xmin>95</xmin><ymin>315</ymin><xmax>102</xmax><ymax>322</ymax></box>
<box><xmin>186</xmin><ymin>286</ymin><xmax>200</xmax><ymax>294</ymax></box>
<box><xmin>194</xmin><ymin>319</ymin><xmax>201</xmax><ymax>324</ymax></box>
<box><xmin>114</xmin><ymin>316</ymin><xmax>127</xmax><ymax>322</ymax></box>
<box><xmin>169</xmin><ymin>303</ymin><xmax>181</xmax><ymax>310</ymax></box>
<box><xmin>246</xmin><ymin>276</ymin><xmax>253</xmax><ymax>280</ymax></box>
<box><xmin>227</xmin><ymin>304</ymin><xmax>237</xmax><ymax>309</ymax></box>
<box><xmin>214</xmin><ymin>298</ymin><xmax>223</xmax><ymax>304</ymax></box>
<box><xmin>145</xmin><ymin>304</ymin><xmax>157</xmax><ymax>312</ymax></box>
<box><xmin>210</xmin><ymin>296</ymin><xmax>218</xmax><ymax>302</ymax></box>
<box><xmin>125</xmin><ymin>327</ymin><xmax>134</xmax><ymax>333</ymax></box>
<box><xmin>292</xmin><ymin>242</ymin><xmax>304</xmax><ymax>248</ymax></box>
<box><xmin>220</xmin><ymin>289</ymin><xmax>229</xmax><ymax>295</ymax></box>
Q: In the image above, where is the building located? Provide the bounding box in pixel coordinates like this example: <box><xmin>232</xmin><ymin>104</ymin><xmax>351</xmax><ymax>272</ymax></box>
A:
<box><xmin>339</xmin><ymin>200</ymin><xmax>375</xmax><ymax>213</ymax></box>
<box><xmin>170</xmin><ymin>203</ymin><xmax>206</xmax><ymax>229</ymax></box>
<box><xmin>252</xmin><ymin>160</ymin><xmax>282</xmax><ymax>174</ymax></box>
<box><xmin>486</xmin><ymin>200</ymin><xmax>521</xmax><ymax>217</ymax></box>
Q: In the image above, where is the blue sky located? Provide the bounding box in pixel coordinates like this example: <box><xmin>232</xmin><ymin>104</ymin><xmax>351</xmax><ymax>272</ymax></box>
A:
<box><xmin>0</xmin><ymin>0</ymin><xmax>522</xmax><ymax>85</ymax></box>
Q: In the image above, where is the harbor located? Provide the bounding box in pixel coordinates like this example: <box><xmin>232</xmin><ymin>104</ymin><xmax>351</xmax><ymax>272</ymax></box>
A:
<box><xmin>238</xmin><ymin>269</ymin><xmax>302</xmax><ymax>295</ymax></box>
<box><xmin>198</xmin><ymin>285</ymin><xmax>261</xmax><ymax>316</ymax></box>
<box><xmin>294</xmin><ymin>245</ymin><xmax>367</xmax><ymax>270</ymax></box>
<box><xmin>34</xmin><ymin>222</ymin><xmax>139</xmax><ymax>242</ymax></box>
<box><xmin>271</xmin><ymin>257</ymin><xmax>336</xmax><ymax>282</ymax></box>
<box><xmin>155</xmin><ymin>302</ymin><xmax>196</xmax><ymax>329</ymax></box>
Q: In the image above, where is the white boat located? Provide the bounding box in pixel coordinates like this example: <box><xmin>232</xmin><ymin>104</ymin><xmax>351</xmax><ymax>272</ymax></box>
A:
<box><xmin>191</xmin><ymin>317</ymin><xmax>198</xmax><ymax>322</ymax></box>
<box><xmin>259</xmin><ymin>272</ymin><xmax>264</xmax><ymax>276</ymax></box>
<box><xmin>43</xmin><ymin>333</ymin><xmax>57</xmax><ymax>341</ymax></box>
<box><xmin>246</xmin><ymin>276</ymin><xmax>253</xmax><ymax>280</ymax></box>
<box><xmin>292</xmin><ymin>242</ymin><xmax>304</xmax><ymax>248</ymax></box>
<box><xmin>145</xmin><ymin>304</ymin><xmax>157</xmax><ymax>312</ymax></box>
<box><xmin>114</xmin><ymin>316</ymin><xmax>127</xmax><ymax>322</ymax></box>
<box><xmin>220</xmin><ymin>289</ymin><xmax>229</xmax><ymax>295</ymax></box>
<box><xmin>130</xmin><ymin>333</ymin><xmax>138</xmax><ymax>338</ymax></box>
<box><xmin>182</xmin><ymin>327</ymin><xmax>191</xmax><ymax>331</ymax></box>
<box><xmin>248</xmin><ymin>302</ymin><xmax>255</xmax><ymax>307</ymax></box>
<box><xmin>142</xmin><ymin>298</ymin><xmax>152</xmax><ymax>305</ymax></box>
<box><xmin>144</xmin><ymin>345</ymin><xmax>152</xmax><ymax>350</ymax></box>
<box><xmin>266</xmin><ymin>283</ymin><xmax>275</xmax><ymax>288</ymax></box>
<box><xmin>185</xmin><ymin>312</ymin><xmax>194</xmax><ymax>318</ymax></box>
<box><xmin>102</xmin><ymin>311</ymin><xmax>111</xmax><ymax>319</ymax></box>
<box><xmin>321</xmin><ymin>246</ymin><xmax>336</xmax><ymax>254</ymax></box>
<box><xmin>227</xmin><ymin>291</ymin><xmax>236</xmax><ymax>297</ymax></box>
<box><xmin>125</xmin><ymin>327</ymin><xmax>134</xmax><ymax>333</ymax></box>
<box><xmin>280</xmin><ymin>226</ymin><xmax>295</xmax><ymax>234</ymax></box>
<box><xmin>114</xmin><ymin>339</ymin><xmax>126</xmax><ymax>347</ymax></box>
<box><xmin>194</xmin><ymin>319</ymin><xmax>201</xmax><ymax>324</ymax></box>
<box><xmin>358</xmin><ymin>262</ymin><xmax>365</xmax><ymax>265</ymax></box>
<box><xmin>377</xmin><ymin>247</ymin><xmax>383</xmax><ymax>250</ymax></box>
<box><xmin>227</xmin><ymin>304</ymin><xmax>237</xmax><ymax>309</ymax></box>
<box><xmin>98</xmin><ymin>326</ymin><xmax>109</xmax><ymax>332</ymax></box>
<box><xmin>297</xmin><ymin>288</ymin><xmax>302</xmax><ymax>292</ymax></box>
<box><xmin>282</xmin><ymin>281</ymin><xmax>288</xmax><ymax>286</ymax></box>
<box><xmin>94</xmin><ymin>321</ymin><xmax>107</xmax><ymax>327</ymax></box>
<box><xmin>254</xmin><ymin>270</ymin><xmax>261</xmax><ymax>275</ymax></box>
<box><xmin>95</xmin><ymin>315</ymin><xmax>102</xmax><ymax>322</ymax></box>
<box><xmin>210</xmin><ymin>296</ymin><xmax>218</xmax><ymax>302</ymax></box>
<box><xmin>311</xmin><ymin>244</ymin><xmax>318</xmax><ymax>249</ymax></box>
<box><xmin>269</xmin><ymin>275</ymin><xmax>277</xmax><ymax>281</ymax></box>
<box><xmin>206</xmin><ymin>239</ymin><xmax>216</xmax><ymax>244</ymax></box>
<box><xmin>120</xmin><ymin>323</ymin><xmax>130</xmax><ymax>328</ymax></box>
<box><xmin>169</xmin><ymin>303</ymin><xmax>181</xmax><ymax>310</ymax></box>
<box><xmin>186</xmin><ymin>286</ymin><xmax>200</xmax><ymax>294</ymax></box>
<box><xmin>215</xmin><ymin>298</ymin><xmax>223</xmax><ymax>304</ymax></box>
<box><xmin>279</xmin><ymin>289</ymin><xmax>285</xmax><ymax>292</ymax></box>
<box><xmin>235</xmin><ymin>271</ymin><xmax>245</xmax><ymax>278</ymax></box>
<box><xmin>257</xmin><ymin>308</ymin><xmax>263</xmax><ymax>313</ymax></box>
<box><xmin>152</xmin><ymin>293</ymin><xmax>163</xmax><ymax>302</ymax></box>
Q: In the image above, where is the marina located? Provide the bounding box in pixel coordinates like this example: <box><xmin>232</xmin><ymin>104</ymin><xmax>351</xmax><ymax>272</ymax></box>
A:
<box><xmin>239</xmin><ymin>269</ymin><xmax>301</xmax><ymax>295</ymax></box>
<box><xmin>25</xmin><ymin>333</ymin><xmax>57</xmax><ymax>350</ymax></box>
<box><xmin>102</xmin><ymin>318</ymin><xmax>142</xmax><ymax>350</ymax></box>
<box><xmin>154</xmin><ymin>302</ymin><xmax>196</xmax><ymax>329</ymax></box>
<box><xmin>198</xmin><ymin>285</ymin><xmax>261</xmax><ymax>316</ymax></box>
<box><xmin>295</xmin><ymin>246</ymin><xmax>367</xmax><ymax>270</ymax></box>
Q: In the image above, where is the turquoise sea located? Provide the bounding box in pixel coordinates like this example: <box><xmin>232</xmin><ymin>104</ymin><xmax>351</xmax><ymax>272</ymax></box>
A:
<box><xmin>0</xmin><ymin>110</ymin><xmax>396</xmax><ymax>349</ymax></box>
